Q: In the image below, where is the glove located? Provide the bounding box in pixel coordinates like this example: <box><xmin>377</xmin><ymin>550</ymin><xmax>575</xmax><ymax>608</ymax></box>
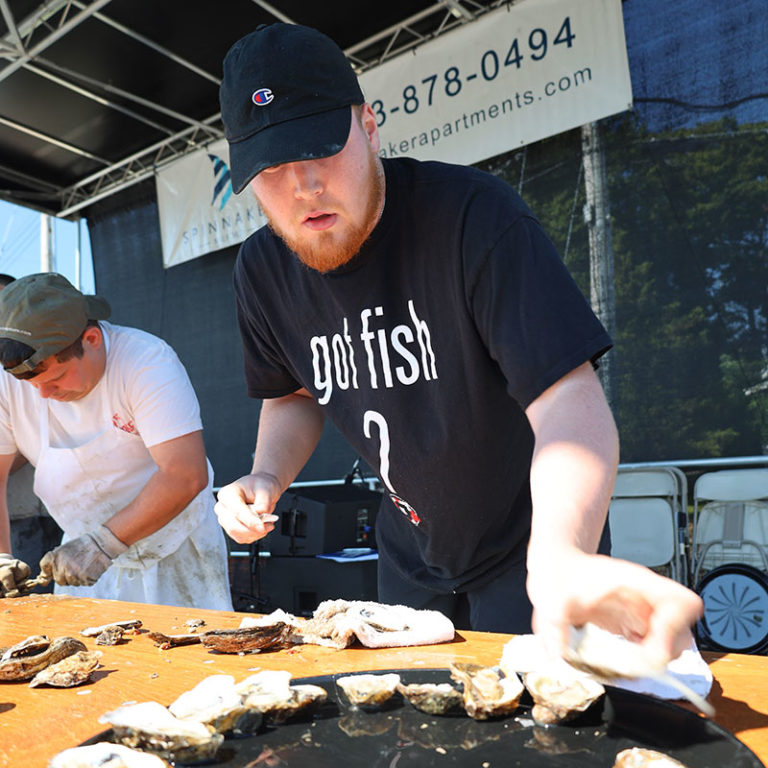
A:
<box><xmin>0</xmin><ymin>553</ymin><xmax>31</xmax><ymax>595</ymax></box>
<box><xmin>40</xmin><ymin>525</ymin><xmax>128</xmax><ymax>587</ymax></box>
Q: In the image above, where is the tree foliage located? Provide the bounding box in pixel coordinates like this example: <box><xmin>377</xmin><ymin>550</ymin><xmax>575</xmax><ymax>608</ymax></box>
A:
<box><xmin>476</xmin><ymin>116</ymin><xmax>768</xmax><ymax>462</ymax></box>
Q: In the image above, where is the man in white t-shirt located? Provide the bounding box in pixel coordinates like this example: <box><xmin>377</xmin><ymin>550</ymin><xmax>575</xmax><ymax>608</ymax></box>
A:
<box><xmin>0</xmin><ymin>272</ymin><xmax>232</xmax><ymax>609</ymax></box>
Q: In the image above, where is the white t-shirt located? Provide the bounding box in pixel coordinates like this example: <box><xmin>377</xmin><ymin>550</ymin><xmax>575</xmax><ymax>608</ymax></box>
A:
<box><xmin>0</xmin><ymin>322</ymin><xmax>204</xmax><ymax>465</ymax></box>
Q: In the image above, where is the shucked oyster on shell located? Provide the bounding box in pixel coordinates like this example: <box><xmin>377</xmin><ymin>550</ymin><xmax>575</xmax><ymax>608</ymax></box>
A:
<box><xmin>565</xmin><ymin>623</ymin><xmax>714</xmax><ymax>717</ymax></box>
<box><xmin>336</xmin><ymin>672</ymin><xmax>401</xmax><ymax>708</ymax></box>
<box><xmin>522</xmin><ymin>669</ymin><xmax>605</xmax><ymax>725</ymax></box>
<box><xmin>98</xmin><ymin>701</ymin><xmax>223</xmax><ymax>763</ymax></box>
<box><xmin>48</xmin><ymin>742</ymin><xmax>170</xmax><ymax>767</ymax></box>
<box><xmin>235</xmin><ymin>669</ymin><xmax>327</xmax><ymax>723</ymax></box>
<box><xmin>397</xmin><ymin>682</ymin><xmax>465</xmax><ymax>715</ymax></box>
<box><xmin>449</xmin><ymin>663</ymin><xmax>524</xmax><ymax>720</ymax></box>
<box><xmin>613</xmin><ymin>747</ymin><xmax>691</xmax><ymax>767</ymax></box>
<box><xmin>168</xmin><ymin>674</ymin><xmax>261</xmax><ymax>734</ymax></box>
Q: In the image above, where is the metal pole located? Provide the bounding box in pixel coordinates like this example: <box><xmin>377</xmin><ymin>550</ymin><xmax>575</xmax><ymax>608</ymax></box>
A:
<box><xmin>75</xmin><ymin>218</ymin><xmax>82</xmax><ymax>289</ymax></box>
<box><xmin>39</xmin><ymin>213</ymin><xmax>52</xmax><ymax>272</ymax></box>
<box><xmin>581</xmin><ymin>120</ymin><xmax>617</xmax><ymax>413</ymax></box>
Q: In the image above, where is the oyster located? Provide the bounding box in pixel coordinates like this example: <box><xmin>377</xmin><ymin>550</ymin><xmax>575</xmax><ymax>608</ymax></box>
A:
<box><xmin>98</xmin><ymin>701</ymin><xmax>223</xmax><ymax>763</ymax></box>
<box><xmin>0</xmin><ymin>634</ymin><xmax>50</xmax><ymax>660</ymax></box>
<box><xmin>236</xmin><ymin>670</ymin><xmax>326</xmax><ymax>723</ymax></box>
<box><xmin>614</xmin><ymin>747</ymin><xmax>690</xmax><ymax>767</ymax></box>
<box><xmin>168</xmin><ymin>674</ymin><xmax>260</xmax><ymax>734</ymax></box>
<box><xmin>522</xmin><ymin>669</ymin><xmax>605</xmax><ymax>725</ymax></box>
<box><xmin>30</xmin><ymin>650</ymin><xmax>102</xmax><ymax>688</ymax></box>
<box><xmin>95</xmin><ymin>627</ymin><xmax>125</xmax><ymax>646</ymax></box>
<box><xmin>0</xmin><ymin>636</ymin><xmax>87</xmax><ymax>681</ymax></box>
<box><xmin>336</xmin><ymin>672</ymin><xmax>401</xmax><ymax>708</ymax></box>
<box><xmin>200</xmin><ymin>622</ymin><xmax>291</xmax><ymax>653</ymax></box>
<box><xmin>565</xmin><ymin>623</ymin><xmax>714</xmax><ymax>717</ymax></box>
<box><xmin>48</xmin><ymin>742</ymin><xmax>170</xmax><ymax>767</ymax></box>
<box><xmin>397</xmin><ymin>682</ymin><xmax>464</xmax><ymax>715</ymax></box>
<box><xmin>80</xmin><ymin>620</ymin><xmax>142</xmax><ymax>637</ymax></box>
<box><xmin>449</xmin><ymin>663</ymin><xmax>523</xmax><ymax>720</ymax></box>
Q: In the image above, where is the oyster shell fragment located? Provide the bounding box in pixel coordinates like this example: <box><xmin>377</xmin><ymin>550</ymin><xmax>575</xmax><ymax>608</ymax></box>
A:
<box><xmin>98</xmin><ymin>701</ymin><xmax>223</xmax><ymax>763</ymax></box>
<box><xmin>614</xmin><ymin>747</ymin><xmax>690</xmax><ymax>767</ymax></box>
<box><xmin>0</xmin><ymin>636</ymin><xmax>87</xmax><ymax>681</ymax></box>
<box><xmin>48</xmin><ymin>742</ymin><xmax>170</xmax><ymax>767</ymax></box>
<box><xmin>522</xmin><ymin>669</ymin><xmax>605</xmax><ymax>724</ymax></box>
<box><xmin>397</xmin><ymin>682</ymin><xmax>465</xmax><ymax>715</ymax></box>
<box><xmin>449</xmin><ymin>663</ymin><xmax>524</xmax><ymax>720</ymax></box>
<box><xmin>30</xmin><ymin>650</ymin><xmax>102</xmax><ymax>688</ymax></box>
<box><xmin>336</xmin><ymin>672</ymin><xmax>401</xmax><ymax>708</ymax></box>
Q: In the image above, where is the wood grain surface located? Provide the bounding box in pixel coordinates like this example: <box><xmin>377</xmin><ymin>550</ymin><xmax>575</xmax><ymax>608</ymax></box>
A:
<box><xmin>0</xmin><ymin>594</ymin><xmax>766</xmax><ymax>767</ymax></box>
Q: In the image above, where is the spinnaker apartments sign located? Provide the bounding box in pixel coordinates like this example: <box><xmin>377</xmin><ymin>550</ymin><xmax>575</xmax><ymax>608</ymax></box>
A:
<box><xmin>156</xmin><ymin>0</ymin><xmax>632</xmax><ymax>268</ymax></box>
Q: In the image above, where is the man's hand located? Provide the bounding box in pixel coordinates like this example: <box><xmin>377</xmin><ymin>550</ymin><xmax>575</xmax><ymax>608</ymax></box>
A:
<box><xmin>39</xmin><ymin>525</ymin><xmax>128</xmax><ymax>587</ymax></box>
<box><xmin>214</xmin><ymin>472</ymin><xmax>281</xmax><ymax>544</ymax></box>
<box><xmin>528</xmin><ymin>551</ymin><xmax>704</xmax><ymax>669</ymax></box>
<box><xmin>0</xmin><ymin>553</ymin><xmax>31</xmax><ymax>595</ymax></box>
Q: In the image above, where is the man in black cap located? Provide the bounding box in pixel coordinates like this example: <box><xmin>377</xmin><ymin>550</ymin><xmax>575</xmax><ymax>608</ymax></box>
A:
<box><xmin>0</xmin><ymin>273</ymin><xmax>232</xmax><ymax>608</ymax></box>
<box><xmin>214</xmin><ymin>23</ymin><xmax>702</xmax><ymax>662</ymax></box>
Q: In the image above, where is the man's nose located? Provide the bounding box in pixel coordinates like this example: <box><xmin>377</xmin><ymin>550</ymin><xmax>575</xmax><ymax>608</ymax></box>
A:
<box><xmin>30</xmin><ymin>380</ymin><xmax>53</xmax><ymax>398</ymax></box>
<box><xmin>288</xmin><ymin>162</ymin><xmax>323</xmax><ymax>199</ymax></box>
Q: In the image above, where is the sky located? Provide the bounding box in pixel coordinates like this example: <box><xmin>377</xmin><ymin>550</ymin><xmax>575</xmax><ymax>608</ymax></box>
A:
<box><xmin>0</xmin><ymin>199</ymin><xmax>95</xmax><ymax>293</ymax></box>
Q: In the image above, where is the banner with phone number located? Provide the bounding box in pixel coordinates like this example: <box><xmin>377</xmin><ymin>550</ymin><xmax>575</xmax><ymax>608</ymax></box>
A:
<box><xmin>358</xmin><ymin>0</ymin><xmax>632</xmax><ymax>166</ymax></box>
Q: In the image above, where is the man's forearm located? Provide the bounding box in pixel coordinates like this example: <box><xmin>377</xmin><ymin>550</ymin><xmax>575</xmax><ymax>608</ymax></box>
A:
<box><xmin>525</xmin><ymin>363</ymin><xmax>619</xmax><ymax>569</ymax></box>
<box><xmin>103</xmin><ymin>431</ymin><xmax>210</xmax><ymax>546</ymax></box>
<box><xmin>251</xmin><ymin>390</ymin><xmax>325</xmax><ymax>494</ymax></box>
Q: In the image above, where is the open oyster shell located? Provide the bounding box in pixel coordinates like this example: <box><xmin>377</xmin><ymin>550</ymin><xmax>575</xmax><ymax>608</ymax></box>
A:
<box><xmin>98</xmin><ymin>701</ymin><xmax>223</xmax><ymax>763</ymax></box>
<box><xmin>565</xmin><ymin>623</ymin><xmax>714</xmax><ymax>717</ymax></box>
<box><xmin>449</xmin><ymin>663</ymin><xmax>524</xmax><ymax>720</ymax></box>
<box><xmin>336</xmin><ymin>672</ymin><xmax>401</xmax><ymax>708</ymax></box>
<box><xmin>168</xmin><ymin>674</ymin><xmax>260</xmax><ymax>734</ymax></box>
<box><xmin>236</xmin><ymin>670</ymin><xmax>326</xmax><ymax>723</ymax></box>
<box><xmin>522</xmin><ymin>669</ymin><xmax>605</xmax><ymax>724</ymax></box>
<box><xmin>48</xmin><ymin>742</ymin><xmax>170</xmax><ymax>767</ymax></box>
<box><xmin>0</xmin><ymin>635</ymin><xmax>87</xmax><ymax>681</ymax></box>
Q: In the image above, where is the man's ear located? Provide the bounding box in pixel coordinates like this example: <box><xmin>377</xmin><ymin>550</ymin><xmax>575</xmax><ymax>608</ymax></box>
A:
<box><xmin>81</xmin><ymin>325</ymin><xmax>104</xmax><ymax>350</ymax></box>
<box><xmin>360</xmin><ymin>103</ymin><xmax>381</xmax><ymax>154</ymax></box>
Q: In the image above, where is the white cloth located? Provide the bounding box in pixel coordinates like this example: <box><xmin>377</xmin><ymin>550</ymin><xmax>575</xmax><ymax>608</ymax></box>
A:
<box><xmin>289</xmin><ymin>600</ymin><xmax>456</xmax><ymax>649</ymax></box>
<box><xmin>500</xmin><ymin>633</ymin><xmax>713</xmax><ymax>701</ymax></box>
<box><xmin>0</xmin><ymin>322</ymin><xmax>232</xmax><ymax>609</ymax></box>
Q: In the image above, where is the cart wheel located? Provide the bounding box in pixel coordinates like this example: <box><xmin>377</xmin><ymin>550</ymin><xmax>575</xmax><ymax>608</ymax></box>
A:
<box><xmin>695</xmin><ymin>563</ymin><xmax>768</xmax><ymax>654</ymax></box>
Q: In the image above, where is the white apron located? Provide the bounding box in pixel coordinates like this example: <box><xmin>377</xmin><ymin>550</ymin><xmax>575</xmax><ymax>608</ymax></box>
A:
<box><xmin>32</xmin><ymin>383</ymin><xmax>232</xmax><ymax>610</ymax></box>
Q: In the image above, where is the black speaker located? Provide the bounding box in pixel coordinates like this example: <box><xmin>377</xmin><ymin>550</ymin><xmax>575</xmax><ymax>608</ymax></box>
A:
<box><xmin>256</xmin><ymin>554</ymin><xmax>378</xmax><ymax>617</ymax></box>
<box><xmin>267</xmin><ymin>484</ymin><xmax>382</xmax><ymax>556</ymax></box>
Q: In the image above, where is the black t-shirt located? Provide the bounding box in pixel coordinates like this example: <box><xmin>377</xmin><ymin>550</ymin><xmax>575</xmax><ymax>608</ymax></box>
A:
<box><xmin>234</xmin><ymin>158</ymin><xmax>611</xmax><ymax>592</ymax></box>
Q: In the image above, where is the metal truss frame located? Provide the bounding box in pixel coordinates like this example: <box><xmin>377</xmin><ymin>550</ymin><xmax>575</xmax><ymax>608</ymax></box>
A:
<box><xmin>0</xmin><ymin>0</ymin><xmax>506</xmax><ymax>218</ymax></box>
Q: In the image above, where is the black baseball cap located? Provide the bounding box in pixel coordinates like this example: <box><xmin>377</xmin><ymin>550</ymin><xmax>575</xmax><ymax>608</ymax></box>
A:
<box><xmin>0</xmin><ymin>272</ymin><xmax>111</xmax><ymax>375</ymax></box>
<box><xmin>220</xmin><ymin>23</ymin><xmax>364</xmax><ymax>193</ymax></box>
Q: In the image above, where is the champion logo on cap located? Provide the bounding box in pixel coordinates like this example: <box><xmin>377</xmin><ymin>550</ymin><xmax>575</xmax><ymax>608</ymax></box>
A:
<box><xmin>251</xmin><ymin>88</ymin><xmax>274</xmax><ymax>106</ymax></box>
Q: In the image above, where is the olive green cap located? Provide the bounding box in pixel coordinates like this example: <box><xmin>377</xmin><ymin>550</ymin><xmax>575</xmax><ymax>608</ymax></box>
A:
<box><xmin>0</xmin><ymin>272</ymin><xmax>111</xmax><ymax>375</ymax></box>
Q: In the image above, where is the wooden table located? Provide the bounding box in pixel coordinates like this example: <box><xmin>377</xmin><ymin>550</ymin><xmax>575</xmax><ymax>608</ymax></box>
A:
<box><xmin>1</xmin><ymin>595</ymin><xmax>767</xmax><ymax>767</ymax></box>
